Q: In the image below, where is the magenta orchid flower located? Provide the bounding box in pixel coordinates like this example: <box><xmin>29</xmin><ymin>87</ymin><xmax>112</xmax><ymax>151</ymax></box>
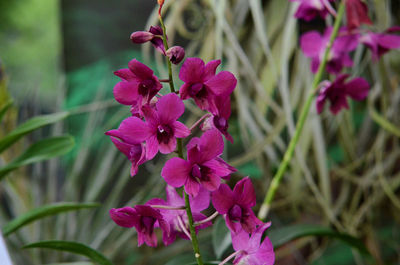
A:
<box><xmin>361</xmin><ymin>28</ymin><xmax>400</xmax><ymax>61</ymax></box>
<box><xmin>113</xmin><ymin>59</ymin><xmax>162</xmax><ymax>109</ymax></box>
<box><xmin>300</xmin><ymin>27</ymin><xmax>359</xmax><ymax>74</ymax></box>
<box><xmin>230</xmin><ymin>222</ymin><xmax>275</xmax><ymax>265</ymax></box>
<box><xmin>142</xmin><ymin>93</ymin><xmax>190</xmax><ymax>159</ymax></box>
<box><xmin>290</xmin><ymin>0</ymin><xmax>334</xmax><ymax>21</ymax></box>
<box><xmin>147</xmin><ymin>186</ymin><xmax>211</xmax><ymax>245</ymax></box>
<box><xmin>162</xmin><ymin>129</ymin><xmax>236</xmax><ymax>197</ymax></box>
<box><xmin>345</xmin><ymin>0</ymin><xmax>372</xmax><ymax>30</ymax></box>
<box><xmin>316</xmin><ymin>74</ymin><xmax>369</xmax><ymax>115</ymax></box>
<box><xmin>201</xmin><ymin>95</ymin><xmax>234</xmax><ymax>143</ymax></box>
<box><xmin>109</xmin><ymin>205</ymin><xmax>170</xmax><ymax>247</ymax></box>
<box><xmin>212</xmin><ymin>177</ymin><xmax>262</xmax><ymax>234</ymax></box>
<box><xmin>131</xmin><ymin>26</ymin><xmax>165</xmax><ymax>54</ymax></box>
<box><xmin>179</xmin><ymin>57</ymin><xmax>237</xmax><ymax>113</ymax></box>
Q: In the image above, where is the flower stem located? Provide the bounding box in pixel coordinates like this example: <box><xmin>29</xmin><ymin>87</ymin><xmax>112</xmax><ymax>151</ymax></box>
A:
<box><xmin>185</xmin><ymin>192</ymin><xmax>204</xmax><ymax>265</ymax></box>
<box><xmin>258</xmin><ymin>0</ymin><xmax>346</xmax><ymax>220</ymax></box>
<box><xmin>158</xmin><ymin>13</ymin><xmax>176</xmax><ymax>93</ymax></box>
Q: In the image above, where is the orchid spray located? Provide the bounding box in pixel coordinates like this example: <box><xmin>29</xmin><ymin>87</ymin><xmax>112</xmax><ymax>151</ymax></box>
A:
<box><xmin>106</xmin><ymin>1</ymin><xmax>274</xmax><ymax>264</ymax></box>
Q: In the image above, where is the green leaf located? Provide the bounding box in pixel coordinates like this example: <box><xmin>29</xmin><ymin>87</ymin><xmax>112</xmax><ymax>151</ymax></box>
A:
<box><xmin>0</xmin><ymin>111</ymin><xmax>69</xmax><ymax>153</ymax></box>
<box><xmin>0</xmin><ymin>99</ymin><xmax>13</xmax><ymax>123</ymax></box>
<box><xmin>23</xmin><ymin>241</ymin><xmax>113</xmax><ymax>265</ymax></box>
<box><xmin>268</xmin><ymin>224</ymin><xmax>371</xmax><ymax>255</ymax></box>
<box><xmin>3</xmin><ymin>202</ymin><xmax>100</xmax><ymax>236</ymax></box>
<box><xmin>212</xmin><ymin>217</ymin><xmax>232</xmax><ymax>259</ymax></box>
<box><xmin>0</xmin><ymin>135</ymin><xmax>75</xmax><ymax>180</ymax></box>
<box><xmin>237</xmin><ymin>161</ymin><xmax>262</xmax><ymax>179</ymax></box>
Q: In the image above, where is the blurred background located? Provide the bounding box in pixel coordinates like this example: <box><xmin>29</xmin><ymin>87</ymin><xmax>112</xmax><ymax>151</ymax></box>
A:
<box><xmin>1</xmin><ymin>0</ymin><xmax>399</xmax><ymax>264</ymax></box>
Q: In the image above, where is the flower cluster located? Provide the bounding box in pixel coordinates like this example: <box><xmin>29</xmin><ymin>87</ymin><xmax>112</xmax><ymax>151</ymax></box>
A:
<box><xmin>106</xmin><ymin>4</ymin><xmax>275</xmax><ymax>264</ymax></box>
<box><xmin>293</xmin><ymin>0</ymin><xmax>400</xmax><ymax>114</ymax></box>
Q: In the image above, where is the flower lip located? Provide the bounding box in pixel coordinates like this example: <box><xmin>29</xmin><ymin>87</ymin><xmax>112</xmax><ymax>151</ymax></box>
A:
<box><xmin>189</xmin><ymin>83</ymin><xmax>206</xmax><ymax>97</ymax></box>
<box><xmin>156</xmin><ymin>124</ymin><xmax>173</xmax><ymax>144</ymax></box>
<box><xmin>229</xmin><ymin>204</ymin><xmax>243</xmax><ymax>222</ymax></box>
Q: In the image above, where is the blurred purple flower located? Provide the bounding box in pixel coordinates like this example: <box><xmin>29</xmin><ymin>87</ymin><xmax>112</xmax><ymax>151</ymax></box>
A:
<box><xmin>300</xmin><ymin>27</ymin><xmax>359</xmax><ymax>74</ymax></box>
<box><xmin>179</xmin><ymin>58</ymin><xmax>237</xmax><ymax>113</ymax></box>
<box><xmin>345</xmin><ymin>0</ymin><xmax>372</xmax><ymax>30</ymax></box>
<box><xmin>212</xmin><ymin>177</ymin><xmax>262</xmax><ymax>234</ymax></box>
<box><xmin>109</xmin><ymin>205</ymin><xmax>170</xmax><ymax>247</ymax></box>
<box><xmin>131</xmin><ymin>26</ymin><xmax>166</xmax><ymax>54</ymax></box>
<box><xmin>113</xmin><ymin>59</ymin><xmax>162</xmax><ymax>109</ymax></box>
<box><xmin>290</xmin><ymin>0</ymin><xmax>334</xmax><ymax>21</ymax></box>
<box><xmin>162</xmin><ymin>129</ymin><xmax>236</xmax><ymax>197</ymax></box>
<box><xmin>361</xmin><ymin>28</ymin><xmax>400</xmax><ymax>61</ymax></box>
<box><xmin>316</xmin><ymin>74</ymin><xmax>369</xmax><ymax>115</ymax></box>
<box><xmin>231</xmin><ymin>222</ymin><xmax>275</xmax><ymax>265</ymax></box>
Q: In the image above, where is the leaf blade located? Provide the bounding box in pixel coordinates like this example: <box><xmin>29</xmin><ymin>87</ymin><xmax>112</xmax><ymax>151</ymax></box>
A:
<box><xmin>3</xmin><ymin>202</ymin><xmax>100</xmax><ymax>236</ymax></box>
<box><xmin>23</xmin><ymin>241</ymin><xmax>113</xmax><ymax>265</ymax></box>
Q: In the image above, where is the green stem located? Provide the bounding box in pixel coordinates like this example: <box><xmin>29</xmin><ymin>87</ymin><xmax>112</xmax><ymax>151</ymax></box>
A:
<box><xmin>158</xmin><ymin>10</ymin><xmax>203</xmax><ymax>265</ymax></box>
<box><xmin>258</xmin><ymin>1</ymin><xmax>346</xmax><ymax>220</ymax></box>
<box><xmin>158</xmin><ymin>14</ymin><xmax>176</xmax><ymax>93</ymax></box>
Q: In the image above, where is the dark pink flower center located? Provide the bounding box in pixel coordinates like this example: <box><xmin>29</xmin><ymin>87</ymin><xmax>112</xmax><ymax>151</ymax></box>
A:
<box><xmin>138</xmin><ymin>79</ymin><xmax>157</xmax><ymax>96</ymax></box>
<box><xmin>189</xmin><ymin>83</ymin><xmax>207</xmax><ymax>98</ymax></box>
<box><xmin>157</xmin><ymin>124</ymin><xmax>173</xmax><ymax>144</ymax></box>
<box><xmin>228</xmin><ymin>204</ymin><xmax>243</xmax><ymax>222</ymax></box>
<box><xmin>140</xmin><ymin>216</ymin><xmax>156</xmax><ymax>233</ymax></box>
<box><xmin>191</xmin><ymin>164</ymin><xmax>212</xmax><ymax>182</ymax></box>
<box><xmin>129</xmin><ymin>144</ymin><xmax>143</xmax><ymax>162</ymax></box>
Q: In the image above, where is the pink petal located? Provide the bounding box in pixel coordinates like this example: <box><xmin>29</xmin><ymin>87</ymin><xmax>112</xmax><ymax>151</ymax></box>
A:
<box><xmin>204</xmin><ymin>71</ymin><xmax>237</xmax><ymax>96</ymax></box>
<box><xmin>248</xmin><ymin>222</ymin><xmax>272</xmax><ymax>252</ymax></box>
<box><xmin>184</xmin><ymin>177</ymin><xmax>201</xmax><ymax>197</ymax></box>
<box><xmin>300</xmin><ymin>31</ymin><xmax>323</xmax><ymax>57</ymax></box>
<box><xmin>377</xmin><ymin>34</ymin><xmax>400</xmax><ymax>50</ymax></box>
<box><xmin>128</xmin><ymin>59</ymin><xmax>154</xmax><ymax>79</ymax></box>
<box><xmin>142</xmin><ymin>105</ymin><xmax>160</xmax><ymax>127</ymax></box>
<box><xmin>231</xmin><ymin>229</ymin><xmax>250</xmax><ymax>251</ymax></box>
<box><xmin>330</xmin><ymin>95</ymin><xmax>349</xmax><ymax>115</ymax></box>
<box><xmin>159</xmin><ymin>137</ymin><xmax>176</xmax><ymax>154</ymax></box>
<box><xmin>146</xmin><ymin>136</ymin><xmax>159</xmax><ymax>160</ymax></box>
<box><xmin>106</xmin><ymin>117</ymin><xmax>150</xmax><ymax>143</ymax></box>
<box><xmin>200</xmin><ymin>172</ymin><xmax>221</xmax><ymax>191</ymax></box>
<box><xmin>114</xmin><ymin>68</ymin><xmax>136</xmax><ymax>81</ymax></box>
<box><xmin>166</xmin><ymin>185</ymin><xmax>185</xmax><ymax>207</ymax></box>
<box><xmin>156</xmin><ymin>93</ymin><xmax>185</xmax><ymax>124</ymax></box>
<box><xmin>211</xmin><ymin>183</ymin><xmax>234</xmax><ymax>214</ymax></box>
<box><xmin>113</xmin><ymin>81</ymin><xmax>139</xmax><ymax>105</ymax></box>
<box><xmin>179</xmin><ymin>57</ymin><xmax>205</xmax><ymax>83</ymax></box>
<box><xmin>203</xmin><ymin>59</ymin><xmax>221</xmax><ymax>80</ymax></box>
<box><xmin>109</xmin><ymin>207</ymin><xmax>137</xmax><ymax>228</ymax></box>
<box><xmin>199</xmin><ymin>129</ymin><xmax>224</xmax><ymax>162</ymax></box>
<box><xmin>203</xmin><ymin>158</ymin><xmax>236</xmax><ymax>177</ymax></box>
<box><xmin>173</xmin><ymin>121</ymin><xmax>190</xmax><ymax>138</ymax></box>
<box><xmin>256</xmin><ymin>236</ymin><xmax>275</xmax><ymax>265</ymax></box>
<box><xmin>345</xmin><ymin>77</ymin><xmax>369</xmax><ymax>101</ymax></box>
<box><xmin>190</xmin><ymin>187</ymin><xmax>210</xmax><ymax>212</ymax></box>
<box><xmin>162</xmin><ymin>157</ymin><xmax>191</xmax><ymax>187</ymax></box>
<box><xmin>179</xmin><ymin>83</ymin><xmax>191</xmax><ymax>100</ymax></box>
<box><xmin>233</xmin><ymin>177</ymin><xmax>256</xmax><ymax>208</ymax></box>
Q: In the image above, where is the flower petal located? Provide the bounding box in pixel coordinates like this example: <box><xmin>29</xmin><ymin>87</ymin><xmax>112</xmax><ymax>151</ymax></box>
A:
<box><xmin>211</xmin><ymin>183</ymin><xmax>234</xmax><ymax>214</ymax></box>
<box><xmin>203</xmin><ymin>59</ymin><xmax>221</xmax><ymax>80</ymax></box>
<box><xmin>157</xmin><ymin>93</ymin><xmax>185</xmax><ymax>124</ymax></box>
<box><xmin>128</xmin><ymin>59</ymin><xmax>154</xmax><ymax>79</ymax></box>
<box><xmin>173</xmin><ymin>121</ymin><xmax>190</xmax><ymax>138</ymax></box>
<box><xmin>146</xmin><ymin>136</ymin><xmax>159</xmax><ymax>160</ymax></box>
<box><xmin>190</xmin><ymin>187</ymin><xmax>210</xmax><ymax>212</ymax></box>
<box><xmin>162</xmin><ymin>157</ymin><xmax>191</xmax><ymax>188</ymax></box>
<box><xmin>199</xmin><ymin>129</ymin><xmax>224</xmax><ymax>162</ymax></box>
<box><xmin>233</xmin><ymin>177</ymin><xmax>256</xmax><ymax>208</ymax></box>
<box><xmin>184</xmin><ymin>177</ymin><xmax>201</xmax><ymax>197</ymax></box>
<box><xmin>166</xmin><ymin>185</ymin><xmax>185</xmax><ymax>207</ymax></box>
<box><xmin>345</xmin><ymin>77</ymin><xmax>369</xmax><ymax>101</ymax></box>
<box><xmin>300</xmin><ymin>31</ymin><xmax>323</xmax><ymax>57</ymax></box>
<box><xmin>179</xmin><ymin>57</ymin><xmax>205</xmax><ymax>83</ymax></box>
<box><xmin>105</xmin><ymin>116</ymin><xmax>150</xmax><ymax>143</ymax></box>
<box><xmin>114</xmin><ymin>68</ymin><xmax>136</xmax><ymax>81</ymax></box>
<box><xmin>159</xmin><ymin>137</ymin><xmax>176</xmax><ymax>154</ymax></box>
<box><xmin>109</xmin><ymin>207</ymin><xmax>137</xmax><ymax>228</ymax></box>
<box><xmin>204</xmin><ymin>71</ymin><xmax>237</xmax><ymax>96</ymax></box>
<box><xmin>113</xmin><ymin>81</ymin><xmax>139</xmax><ymax>105</ymax></box>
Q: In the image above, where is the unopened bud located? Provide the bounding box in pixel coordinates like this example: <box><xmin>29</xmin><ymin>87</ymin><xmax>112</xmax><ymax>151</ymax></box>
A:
<box><xmin>158</xmin><ymin>0</ymin><xmax>164</xmax><ymax>6</ymax></box>
<box><xmin>130</xmin><ymin>31</ymin><xmax>154</xmax><ymax>44</ymax></box>
<box><xmin>166</xmin><ymin>46</ymin><xmax>185</xmax><ymax>64</ymax></box>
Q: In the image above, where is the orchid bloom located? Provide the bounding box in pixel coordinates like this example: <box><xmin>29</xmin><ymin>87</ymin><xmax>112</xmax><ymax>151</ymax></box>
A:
<box><xmin>109</xmin><ymin>205</ymin><xmax>170</xmax><ymax>247</ymax></box>
<box><xmin>230</xmin><ymin>222</ymin><xmax>275</xmax><ymax>265</ymax></box>
<box><xmin>179</xmin><ymin>57</ymin><xmax>237</xmax><ymax>113</ymax></box>
<box><xmin>316</xmin><ymin>74</ymin><xmax>369</xmax><ymax>115</ymax></box>
<box><xmin>212</xmin><ymin>177</ymin><xmax>262</xmax><ymax>234</ymax></box>
<box><xmin>300</xmin><ymin>27</ymin><xmax>359</xmax><ymax>74</ymax></box>
<box><xmin>290</xmin><ymin>0</ymin><xmax>335</xmax><ymax>21</ymax></box>
<box><xmin>147</xmin><ymin>186</ymin><xmax>212</xmax><ymax>245</ymax></box>
<box><xmin>162</xmin><ymin>129</ymin><xmax>236</xmax><ymax>197</ymax></box>
<box><xmin>345</xmin><ymin>0</ymin><xmax>372</xmax><ymax>30</ymax></box>
<box><xmin>361</xmin><ymin>28</ymin><xmax>400</xmax><ymax>61</ymax></box>
<box><xmin>131</xmin><ymin>26</ymin><xmax>166</xmax><ymax>54</ymax></box>
<box><xmin>113</xmin><ymin>59</ymin><xmax>162</xmax><ymax>109</ymax></box>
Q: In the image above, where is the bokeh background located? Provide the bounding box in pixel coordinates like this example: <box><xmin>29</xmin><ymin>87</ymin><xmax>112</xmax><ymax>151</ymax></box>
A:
<box><xmin>1</xmin><ymin>0</ymin><xmax>400</xmax><ymax>264</ymax></box>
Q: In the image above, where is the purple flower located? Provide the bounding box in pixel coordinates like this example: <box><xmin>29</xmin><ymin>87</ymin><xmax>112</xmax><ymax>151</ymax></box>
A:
<box><xmin>162</xmin><ymin>129</ymin><xmax>236</xmax><ymax>197</ymax></box>
<box><xmin>300</xmin><ymin>27</ymin><xmax>359</xmax><ymax>74</ymax></box>
<box><xmin>345</xmin><ymin>0</ymin><xmax>372</xmax><ymax>30</ymax></box>
<box><xmin>166</xmin><ymin>46</ymin><xmax>185</xmax><ymax>64</ymax></box>
<box><xmin>231</xmin><ymin>222</ymin><xmax>275</xmax><ymax>265</ymax></box>
<box><xmin>290</xmin><ymin>0</ymin><xmax>334</xmax><ymax>21</ymax></box>
<box><xmin>361</xmin><ymin>28</ymin><xmax>400</xmax><ymax>61</ymax></box>
<box><xmin>211</xmin><ymin>177</ymin><xmax>262</xmax><ymax>234</ymax></box>
<box><xmin>316</xmin><ymin>74</ymin><xmax>370</xmax><ymax>115</ymax></box>
<box><xmin>130</xmin><ymin>26</ymin><xmax>165</xmax><ymax>54</ymax></box>
<box><xmin>201</xmin><ymin>95</ymin><xmax>234</xmax><ymax>143</ymax></box>
<box><xmin>109</xmin><ymin>205</ymin><xmax>170</xmax><ymax>247</ymax></box>
<box><xmin>113</xmin><ymin>59</ymin><xmax>162</xmax><ymax>109</ymax></box>
<box><xmin>147</xmin><ymin>186</ymin><xmax>211</xmax><ymax>245</ymax></box>
<box><xmin>142</xmin><ymin>93</ymin><xmax>190</xmax><ymax>159</ymax></box>
<box><xmin>179</xmin><ymin>58</ymin><xmax>237</xmax><ymax>113</ymax></box>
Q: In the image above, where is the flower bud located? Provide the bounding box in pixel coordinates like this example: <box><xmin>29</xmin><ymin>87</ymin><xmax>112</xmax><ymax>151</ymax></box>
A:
<box><xmin>130</xmin><ymin>31</ymin><xmax>154</xmax><ymax>44</ymax></box>
<box><xmin>157</xmin><ymin>0</ymin><xmax>164</xmax><ymax>6</ymax></box>
<box><xmin>166</xmin><ymin>46</ymin><xmax>185</xmax><ymax>64</ymax></box>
